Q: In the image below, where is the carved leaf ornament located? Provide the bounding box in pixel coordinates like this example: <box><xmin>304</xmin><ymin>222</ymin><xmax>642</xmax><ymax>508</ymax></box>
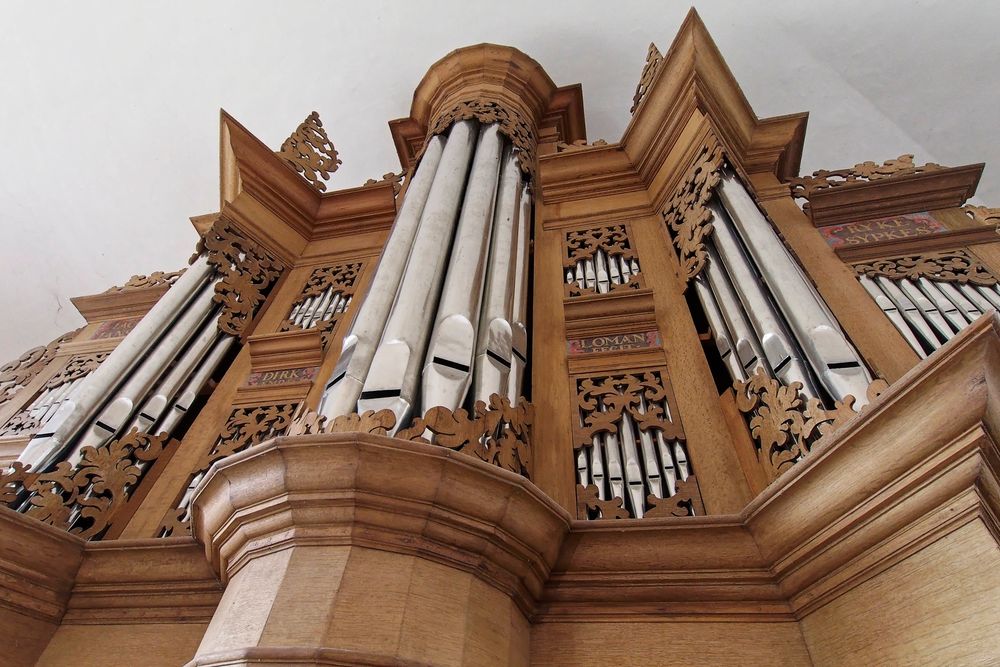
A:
<box><xmin>662</xmin><ymin>143</ymin><xmax>725</xmax><ymax>282</ymax></box>
<box><xmin>853</xmin><ymin>250</ymin><xmax>997</xmax><ymax>287</ymax></box>
<box><xmin>630</xmin><ymin>42</ymin><xmax>663</xmax><ymax>114</ymax></box>
<box><xmin>277</xmin><ymin>111</ymin><xmax>342</xmax><ymax>191</ymax></box>
<box><xmin>788</xmin><ymin>154</ymin><xmax>946</xmax><ymax>212</ymax></box>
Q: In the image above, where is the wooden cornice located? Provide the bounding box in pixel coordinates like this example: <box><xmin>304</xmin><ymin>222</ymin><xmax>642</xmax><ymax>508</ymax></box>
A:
<box><xmin>70</xmin><ymin>285</ymin><xmax>170</xmax><ymax>323</ymax></box>
<box><xmin>246</xmin><ymin>329</ymin><xmax>323</xmax><ymax>373</ymax></box>
<box><xmin>388</xmin><ymin>44</ymin><xmax>586</xmax><ymax>172</ymax></box>
<box><xmin>621</xmin><ymin>9</ymin><xmax>807</xmax><ymax>187</ymax></box>
<box><xmin>218</xmin><ymin>111</ymin><xmax>398</xmax><ymax>262</ymax></box>
<box><xmin>538</xmin><ymin>143</ymin><xmax>646</xmax><ymax>204</ymax></box>
<box><xmin>803</xmin><ymin>163</ymin><xmax>984</xmax><ymax>227</ymax></box>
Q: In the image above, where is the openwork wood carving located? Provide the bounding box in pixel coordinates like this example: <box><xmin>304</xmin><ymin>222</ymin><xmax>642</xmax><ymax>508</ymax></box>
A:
<box><xmin>0</xmin><ymin>352</ymin><xmax>110</xmax><ymax>438</ymax></box>
<box><xmin>663</xmin><ymin>142</ymin><xmax>725</xmax><ymax>282</ymax></box>
<box><xmin>563</xmin><ymin>224</ymin><xmax>644</xmax><ymax>297</ymax></box>
<box><xmin>788</xmin><ymin>154</ymin><xmax>946</xmax><ymax>205</ymax></box>
<box><xmin>425</xmin><ymin>99</ymin><xmax>538</xmax><ymax>178</ymax></box>
<box><xmin>288</xmin><ymin>395</ymin><xmax>534</xmax><ymax>478</ymax></box>
<box><xmin>279</xmin><ymin>262</ymin><xmax>362</xmax><ymax>347</ymax></box>
<box><xmin>734</xmin><ymin>367</ymin><xmax>886</xmax><ymax>482</ymax></box>
<box><xmin>158</xmin><ymin>402</ymin><xmax>298</xmax><ymax>537</ymax></box>
<box><xmin>1</xmin><ymin>429</ymin><xmax>172</xmax><ymax>540</ymax></box>
<box><xmin>0</xmin><ymin>329</ymin><xmax>78</xmax><ymax>411</ymax></box>
<box><xmin>103</xmin><ymin>269</ymin><xmax>185</xmax><ymax>293</ymax></box>
<box><xmin>963</xmin><ymin>204</ymin><xmax>1000</xmax><ymax>231</ymax></box>
<box><xmin>853</xmin><ymin>250</ymin><xmax>997</xmax><ymax>286</ymax></box>
<box><xmin>197</xmin><ymin>218</ymin><xmax>285</xmax><ymax>338</ymax></box>
<box><xmin>573</xmin><ymin>370</ymin><xmax>702</xmax><ymax>520</ymax></box>
<box><xmin>400</xmin><ymin>395</ymin><xmax>533</xmax><ymax>478</ymax></box>
<box><xmin>555</xmin><ymin>139</ymin><xmax>608</xmax><ymax>153</ymax></box>
<box><xmin>630</xmin><ymin>42</ymin><xmax>662</xmax><ymax>114</ymax></box>
<box><xmin>277</xmin><ymin>111</ymin><xmax>342</xmax><ymax>192</ymax></box>
<box><xmin>363</xmin><ymin>171</ymin><xmax>405</xmax><ymax>197</ymax></box>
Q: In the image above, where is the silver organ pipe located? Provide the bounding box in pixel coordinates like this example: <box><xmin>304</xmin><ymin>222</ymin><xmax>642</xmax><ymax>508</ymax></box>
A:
<box><xmin>18</xmin><ymin>256</ymin><xmax>216</xmax><ymax>469</ymax></box>
<box><xmin>318</xmin><ymin>135</ymin><xmax>448</xmax><ymax>421</ymax></box>
<box><xmin>421</xmin><ymin>124</ymin><xmax>504</xmax><ymax>412</ymax></box>
<box><xmin>857</xmin><ymin>270</ymin><xmax>996</xmax><ymax>356</ymax></box>
<box><xmin>319</xmin><ymin>119</ymin><xmax>533</xmax><ymax>431</ymax></box>
<box><xmin>68</xmin><ymin>283</ymin><xmax>220</xmax><ymax>462</ymax></box>
<box><xmin>508</xmin><ymin>191</ymin><xmax>531</xmax><ymax>402</ymax></box>
<box><xmin>706</xmin><ymin>200</ymin><xmax>820</xmax><ymax>397</ymax></box>
<box><xmin>357</xmin><ymin>119</ymin><xmax>479</xmax><ymax>427</ymax></box>
<box><xmin>716</xmin><ymin>170</ymin><xmax>874</xmax><ymax>405</ymax></box>
<box><xmin>472</xmin><ymin>148</ymin><xmax>522</xmax><ymax>403</ymax></box>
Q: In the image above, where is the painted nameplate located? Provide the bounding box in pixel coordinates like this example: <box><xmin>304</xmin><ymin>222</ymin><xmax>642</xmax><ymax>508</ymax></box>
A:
<box><xmin>246</xmin><ymin>366</ymin><xmax>318</xmax><ymax>387</ymax></box>
<box><xmin>820</xmin><ymin>212</ymin><xmax>946</xmax><ymax>249</ymax></box>
<box><xmin>568</xmin><ymin>330</ymin><xmax>661</xmax><ymax>355</ymax></box>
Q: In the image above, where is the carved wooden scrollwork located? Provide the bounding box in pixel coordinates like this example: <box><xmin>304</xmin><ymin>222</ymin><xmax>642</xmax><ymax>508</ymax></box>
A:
<box><xmin>563</xmin><ymin>224</ymin><xmax>644</xmax><ymax>297</ymax></box>
<box><xmin>0</xmin><ymin>352</ymin><xmax>110</xmax><ymax>438</ymax></box>
<box><xmin>197</xmin><ymin>218</ymin><xmax>285</xmax><ymax>338</ymax></box>
<box><xmin>555</xmin><ymin>139</ymin><xmax>608</xmax><ymax>153</ymax></box>
<box><xmin>279</xmin><ymin>262</ymin><xmax>362</xmax><ymax>347</ymax></box>
<box><xmin>425</xmin><ymin>99</ymin><xmax>538</xmax><ymax>179</ymax></box>
<box><xmin>662</xmin><ymin>142</ymin><xmax>725</xmax><ymax>282</ymax></box>
<box><xmin>363</xmin><ymin>171</ymin><xmax>405</xmax><ymax>197</ymax></box>
<box><xmin>287</xmin><ymin>395</ymin><xmax>534</xmax><ymax>478</ymax></box>
<box><xmin>963</xmin><ymin>204</ymin><xmax>1000</xmax><ymax>231</ymax></box>
<box><xmin>853</xmin><ymin>250</ymin><xmax>997</xmax><ymax>287</ymax></box>
<box><xmin>277</xmin><ymin>111</ymin><xmax>342</xmax><ymax>192</ymax></box>
<box><xmin>0</xmin><ymin>329</ymin><xmax>78</xmax><ymax>411</ymax></box>
<box><xmin>734</xmin><ymin>367</ymin><xmax>886</xmax><ymax>482</ymax></box>
<box><xmin>400</xmin><ymin>395</ymin><xmax>533</xmax><ymax>478</ymax></box>
<box><xmin>573</xmin><ymin>370</ymin><xmax>702</xmax><ymax>520</ymax></box>
<box><xmin>788</xmin><ymin>154</ymin><xmax>945</xmax><ymax>205</ymax></box>
<box><xmin>1</xmin><ymin>429</ymin><xmax>172</xmax><ymax>540</ymax></box>
<box><xmin>630</xmin><ymin>42</ymin><xmax>662</xmax><ymax>114</ymax></box>
<box><xmin>102</xmin><ymin>269</ymin><xmax>185</xmax><ymax>293</ymax></box>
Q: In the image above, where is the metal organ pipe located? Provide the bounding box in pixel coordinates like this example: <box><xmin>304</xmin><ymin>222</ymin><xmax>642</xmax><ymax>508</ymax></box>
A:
<box><xmin>706</xmin><ymin>200</ymin><xmax>820</xmax><ymax>398</ymax></box>
<box><xmin>18</xmin><ymin>256</ymin><xmax>216</xmax><ymax>470</ymax></box>
<box><xmin>318</xmin><ymin>135</ymin><xmax>447</xmax><ymax>420</ymax></box>
<box><xmin>508</xmin><ymin>190</ymin><xmax>531</xmax><ymax>402</ymax></box>
<box><xmin>716</xmin><ymin>170</ymin><xmax>873</xmax><ymax>405</ymax></box>
<box><xmin>357</xmin><ymin>119</ymin><xmax>478</xmax><ymax>427</ymax></box>
<box><xmin>472</xmin><ymin>147</ymin><xmax>522</xmax><ymax>403</ymax></box>
<box><xmin>69</xmin><ymin>283</ymin><xmax>220</xmax><ymax>462</ymax></box>
<box><xmin>422</xmin><ymin>124</ymin><xmax>504</xmax><ymax>412</ymax></box>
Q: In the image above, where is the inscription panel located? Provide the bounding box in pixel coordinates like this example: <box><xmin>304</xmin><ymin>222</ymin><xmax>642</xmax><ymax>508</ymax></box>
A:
<box><xmin>568</xmin><ymin>331</ymin><xmax>661</xmax><ymax>355</ymax></box>
<box><xmin>820</xmin><ymin>212</ymin><xmax>945</xmax><ymax>249</ymax></box>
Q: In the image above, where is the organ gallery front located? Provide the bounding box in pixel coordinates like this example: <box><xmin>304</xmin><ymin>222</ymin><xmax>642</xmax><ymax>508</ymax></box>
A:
<box><xmin>3</xmin><ymin>10</ymin><xmax>1000</xmax><ymax>666</ymax></box>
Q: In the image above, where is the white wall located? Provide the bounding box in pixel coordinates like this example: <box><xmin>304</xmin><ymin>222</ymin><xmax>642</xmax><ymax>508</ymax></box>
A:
<box><xmin>0</xmin><ymin>0</ymin><xmax>996</xmax><ymax>356</ymax></box>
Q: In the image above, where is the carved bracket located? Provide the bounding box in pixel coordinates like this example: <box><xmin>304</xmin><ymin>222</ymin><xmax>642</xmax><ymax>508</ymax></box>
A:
<box><xmin>197</xmin><ymin>218</ymin><xmax>285</xmax><ymax>339</ymax></box>
<box><xmin>276</xmin><ymin>111</ymin><xmax>342</xmax><ymax>192</ymax></box>
<box><xmin>853</xmin><ymin>249</ymin><xmax>997</xmax><ymax>286</ymax></box>
<box><xmin>662</xmin><ymin>142</ymin><xmax>725</xmax><ymax>282</ymax></box>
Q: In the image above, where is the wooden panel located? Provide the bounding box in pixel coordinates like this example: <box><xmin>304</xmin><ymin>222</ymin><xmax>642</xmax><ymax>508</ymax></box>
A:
<box><xmin>35</xmin><ymin>623</ymin><xmax>207</xmax><ymax>666</ymax></box>
<box><xmin>531</xmin><ymin>621</ymin><xmax>811</xmax><ymax>666</ymax></box>
<box><xmin>800</xmin><ymin>519</ymin><xmax>1000</xmax><ymax>665</ymax></box>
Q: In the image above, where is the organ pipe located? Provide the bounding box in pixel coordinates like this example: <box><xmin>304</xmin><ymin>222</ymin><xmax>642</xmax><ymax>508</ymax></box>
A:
<box><xmin>18</xmin><ymin>256</ymin><xmax>216</xmax><ymax>470</ymax></box>
<box><xmin>716</xmin><ymin>170</ymin><xmax>873</xmax><ymax>405</ymax></box>
<box><xmin>319</xmin><ymin>135</ymin><xmax>447</xmax><ymax>420</ymax></box>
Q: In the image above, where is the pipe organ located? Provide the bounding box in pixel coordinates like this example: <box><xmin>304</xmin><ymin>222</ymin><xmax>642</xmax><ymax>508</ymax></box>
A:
<box><xmin>2</xmin><ymin>11</ymin><xmax>1000</xmax><ymax>666</ymax></box>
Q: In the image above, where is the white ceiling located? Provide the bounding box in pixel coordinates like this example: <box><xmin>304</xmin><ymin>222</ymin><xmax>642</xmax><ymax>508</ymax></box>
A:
<box><xmin>1</xmin><ymin>0</ymin><xmax>997</xmax><ymax>357</ymax></box>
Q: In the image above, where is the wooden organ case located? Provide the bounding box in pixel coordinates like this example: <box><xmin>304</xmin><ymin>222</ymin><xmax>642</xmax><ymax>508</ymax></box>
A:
<box><xmin>2</xmin><ymin>10</ymin><xmax>999</xmax><ymax>666</ymax></box>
